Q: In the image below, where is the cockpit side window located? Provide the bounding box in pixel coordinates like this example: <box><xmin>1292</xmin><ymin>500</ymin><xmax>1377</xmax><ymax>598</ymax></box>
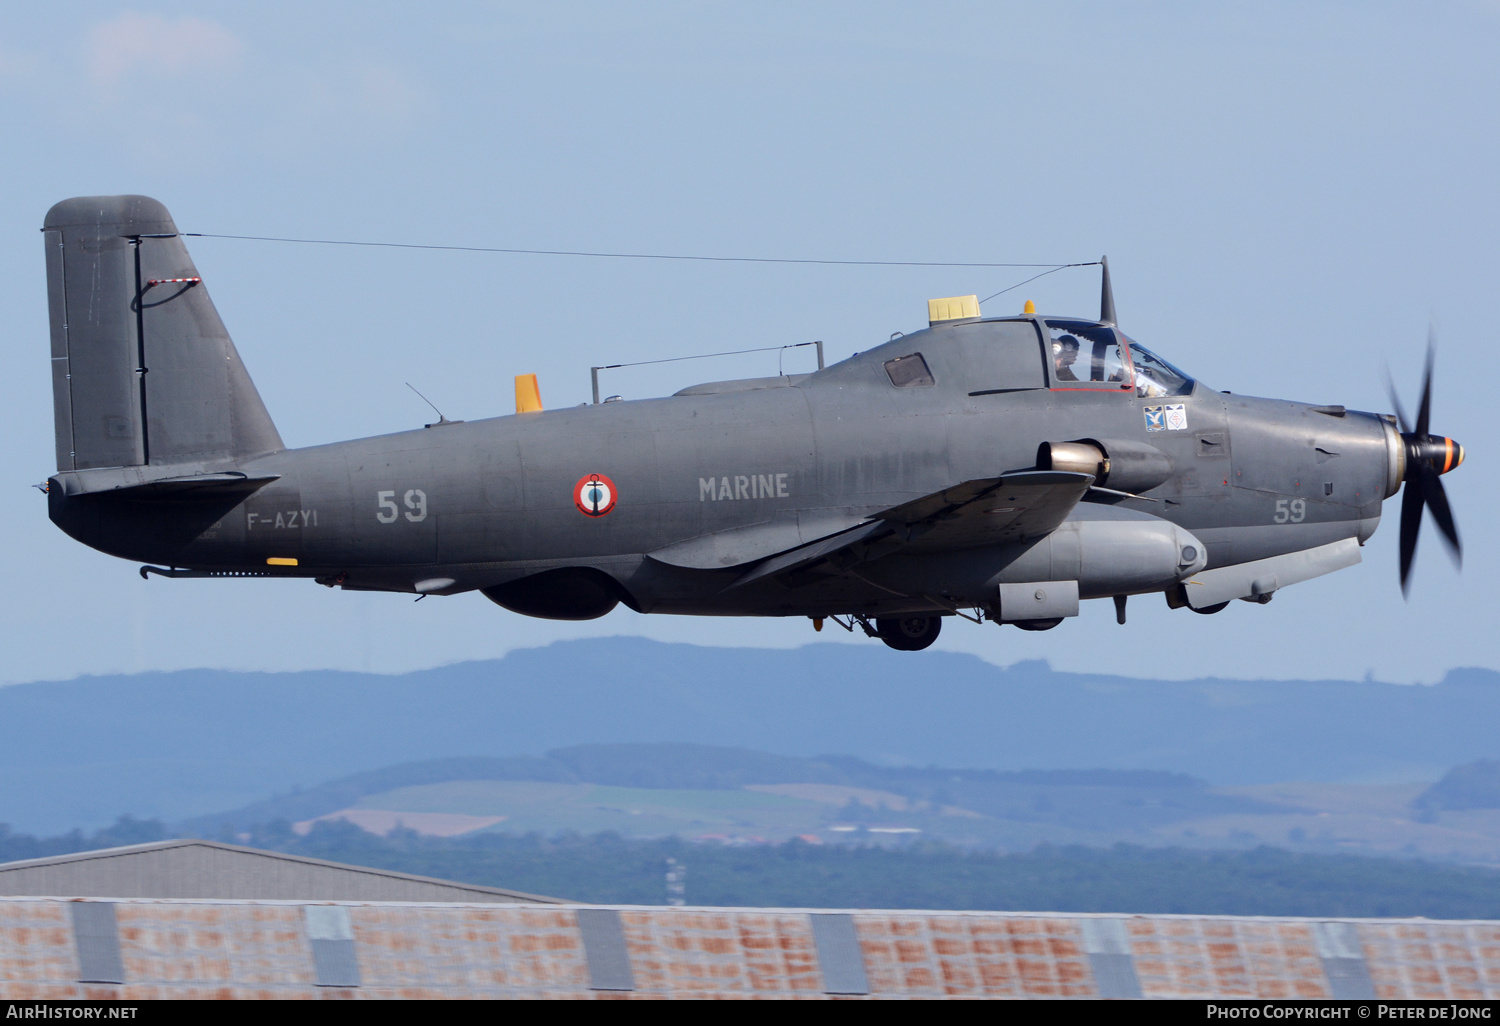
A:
<box><xmin>885</xmin><ymin>352</ymin><xmax>934</xmax><ymax>387</ymax></box>
<box><xmin>1045</xmin><ymin>322</ymin><xmax>1129</xmax><ymax>389</ymax></box>
<box><xmin>1125</xmin><ymin>340</ymin><xmax>1194</xmax><ymax>397</ymax></box>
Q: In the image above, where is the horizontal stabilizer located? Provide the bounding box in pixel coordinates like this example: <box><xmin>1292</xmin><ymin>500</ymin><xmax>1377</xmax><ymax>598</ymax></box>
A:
<box><xmin>52</xmin><ymin>465</ymin><xmax>279</xmax><ymax>501</ymax></box>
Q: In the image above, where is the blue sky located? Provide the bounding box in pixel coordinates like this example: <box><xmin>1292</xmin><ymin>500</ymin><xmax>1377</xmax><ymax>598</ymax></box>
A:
<box><xmin>0</xmin><ymin>2</ymin><xmax>1493</xmax><ymax>684</ymax></box>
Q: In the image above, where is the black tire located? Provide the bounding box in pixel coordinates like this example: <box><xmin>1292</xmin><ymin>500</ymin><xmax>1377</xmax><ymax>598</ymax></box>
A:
<box><xmin>1190</xmin><ymin>601</ymin><xmax>1230</xmax><ymax>615</ymax></box>
<box><xmin>876</xmin><ymin>615</ymin><xmax>942</xmax><ymax>651</ymax></box>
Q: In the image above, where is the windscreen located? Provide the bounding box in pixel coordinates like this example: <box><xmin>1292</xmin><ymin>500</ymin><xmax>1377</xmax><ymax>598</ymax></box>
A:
<box><xmin>1124</xmin><ymin>340</ymin><xmax>1194</xmax><ymax>397</ymax></box>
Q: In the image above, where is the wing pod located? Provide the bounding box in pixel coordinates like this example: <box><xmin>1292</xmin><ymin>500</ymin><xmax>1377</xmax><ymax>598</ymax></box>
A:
<box><xmin>1175</xmin><ymin>538</ymin><xmax>1361</xmax><ymax>608</ymax></box>
<box><xmin>999</xmin><ymin>505</ymin><xmax>1208</xmax><ymax>598</ymax></box>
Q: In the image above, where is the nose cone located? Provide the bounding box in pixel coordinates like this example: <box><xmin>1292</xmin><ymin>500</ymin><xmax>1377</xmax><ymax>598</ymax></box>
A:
<box><xmin>1445</xmin><ymin>438</ymin><xmax>1465</xmax><ymax>475</ymax></box>
<box><xmin>1409</xmin><ymin>435</ymin><xmax>1464</xmax><ymax>475</ymax></box>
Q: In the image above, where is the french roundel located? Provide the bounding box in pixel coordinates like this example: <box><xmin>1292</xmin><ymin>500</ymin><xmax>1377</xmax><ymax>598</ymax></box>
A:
<box><xmin>574</xmin><ymin>473</ymin><xmax>617</xmax><ymax>517</ymax></box>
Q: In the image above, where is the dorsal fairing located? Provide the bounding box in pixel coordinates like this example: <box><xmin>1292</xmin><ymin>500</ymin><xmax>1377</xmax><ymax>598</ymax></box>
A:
<box><xmin>814</xmin><ymin>318</ymin><xmax>1050</xmax><ymax>394</ymax></box>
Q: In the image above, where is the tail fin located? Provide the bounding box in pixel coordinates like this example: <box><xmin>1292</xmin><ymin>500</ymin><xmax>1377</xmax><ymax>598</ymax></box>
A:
<box><xmin>43</xmin><ymin>195</ymin><xmax>282</xmax><ymax>472</ymax></box>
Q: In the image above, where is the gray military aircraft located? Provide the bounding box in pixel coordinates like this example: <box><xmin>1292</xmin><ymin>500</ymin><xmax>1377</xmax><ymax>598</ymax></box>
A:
<box><xmin>38</xmin><ymin>195</ymin><xmax>1464</xmax><ymax>650</ymax></box>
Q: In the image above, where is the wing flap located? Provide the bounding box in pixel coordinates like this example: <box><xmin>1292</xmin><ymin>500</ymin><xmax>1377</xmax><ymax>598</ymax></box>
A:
<box><xmin>729</xmin><ymin>520</ymin><xmax>894</xmax><ymax>588</ymax></box>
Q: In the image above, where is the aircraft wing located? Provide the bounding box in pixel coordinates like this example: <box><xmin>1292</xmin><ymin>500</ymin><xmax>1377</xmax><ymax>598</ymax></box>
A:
<box><xmin>876</xmin><ymin>470</ymin><xmax>1094</xmax><ymax>549</ymax></box>
<box><xmin>730</xmin><ymin>470</ymin><xmax>1093</xmax><ymax>589</ymax></box>
<box><xmin>646</xmin><ymin>510</ymin><xmax>872</xmax><ymax>570</ymax></box>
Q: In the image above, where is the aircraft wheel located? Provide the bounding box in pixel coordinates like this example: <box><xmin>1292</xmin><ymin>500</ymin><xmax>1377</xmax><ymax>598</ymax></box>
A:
<box><xmin>876</xmin><ymin>616</ymin><xmax>942</xmax><ymax>651</ymax></box>
<box><xmin>1189</xmin><ymin>601</ymin><xmax>1230</xmax><ymax>615</ymax></box>
<box><xmin>1011</xmin><ymin>618</ymin><xmax>1063</xmax><ymax>632</ymax></box>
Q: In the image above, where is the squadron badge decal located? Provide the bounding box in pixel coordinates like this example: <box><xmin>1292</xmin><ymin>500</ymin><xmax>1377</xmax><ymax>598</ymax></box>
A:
<box><xmin>1144</xmin><ymin>404</ymin><xmax>1188</xmax><ymax>432</ymax></box>
<box><xmin>574</xmin><ymin>473</ymin><xmax>618</xmax><ymax>517</ymax></box>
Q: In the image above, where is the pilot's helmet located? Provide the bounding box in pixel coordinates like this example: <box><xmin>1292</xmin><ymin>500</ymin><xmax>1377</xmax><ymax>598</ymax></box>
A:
<box><xmin>1053</xmin><ymin>334</ymin><xmax>1080</xmax><ymax>357</ymax></box>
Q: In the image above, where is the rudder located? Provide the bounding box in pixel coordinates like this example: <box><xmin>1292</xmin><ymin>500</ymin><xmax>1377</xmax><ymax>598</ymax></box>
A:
<box><xmin>43</xmin><ymin>195</ymin><xmax>283</xmax><ymax>472</ymax></box>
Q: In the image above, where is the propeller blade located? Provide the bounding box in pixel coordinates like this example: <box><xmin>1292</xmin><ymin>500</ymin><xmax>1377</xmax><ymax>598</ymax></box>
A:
<box><xmin>1398</xmin><ymin>477</ymin><xmax>1424</xmax><ymax>595</ymax></box>
<box><xmin>1392</xmin><ymin>334</ymin><xmax>1462</xmax><ymax>593</ymax></box>
<box><xmin>1415</xmin><ymin>340</ymin><xmax>1434</xmax><ymax>440</ymax></box>
<box><xmin>1386</xmin><ymin>373</ymin><xmax>1412</xmax><ymax>435</ymax></box>
<box><xmin>1419</xmin><ymin>467</ymin><xmax>1462</xmax><ymax>564</ymax></box>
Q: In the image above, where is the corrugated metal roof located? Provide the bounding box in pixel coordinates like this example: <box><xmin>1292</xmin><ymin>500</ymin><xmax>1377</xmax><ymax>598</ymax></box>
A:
<box><xmin>1</xmin><ymin>899</ymin><xmax>1498</xmax><ymax>999</ymax></box>
<box><xmin>0</xmin><ymin>840</ymin><xmax>559</xmax><ymax>904</ymax></box>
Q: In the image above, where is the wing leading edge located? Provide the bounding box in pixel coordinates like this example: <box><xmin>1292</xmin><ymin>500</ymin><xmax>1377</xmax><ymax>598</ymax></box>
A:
<box><xmin>729</xmin><ymin>470</ymin><xmax>1094</xmax><ymax>589</ymax></box>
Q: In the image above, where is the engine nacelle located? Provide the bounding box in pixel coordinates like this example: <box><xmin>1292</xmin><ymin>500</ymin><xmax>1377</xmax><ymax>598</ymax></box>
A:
<box><xmin>1038</xmin><ymin>438</ymin><xmax>1175</xmax><ymax>494</ymax></box>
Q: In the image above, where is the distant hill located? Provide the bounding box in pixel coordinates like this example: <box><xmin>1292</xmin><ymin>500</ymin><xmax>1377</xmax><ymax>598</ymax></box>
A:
<box><xmin>0</xmin><ymin>638</ymin><xmax>1497</xmax><ymax>834</ymax></box>
<box><xmin>1415</xmin><ymin>760</ymin><xmax>1500</xmax><ymax>814</ymax></box>
<box><xmin>187</xmin><ymin>743</ymin><xmax>1500</xmax><ymax>865</ymax></box>
<box><xmin>180</xmin><ymin>743</ymin><xmax>1228</xmax><ymax>838</ymax></box>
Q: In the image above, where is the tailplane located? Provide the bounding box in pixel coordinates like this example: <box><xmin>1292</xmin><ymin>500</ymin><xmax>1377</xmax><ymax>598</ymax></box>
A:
<box><xmin>43</xmin><ymin>196</ymin><xmax>282</xmax><ymax>473</ymax></box>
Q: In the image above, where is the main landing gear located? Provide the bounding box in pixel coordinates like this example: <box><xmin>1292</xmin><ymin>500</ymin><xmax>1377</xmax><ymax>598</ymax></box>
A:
<box><xmin>875</xmin><ymin>615</ymin><xmax>942</xmax><ymax>651</ymax></box>
<box><xmin>811</xmin><ymin>613</ymin><xmax>944</xmax><ymax>650</ymax></box>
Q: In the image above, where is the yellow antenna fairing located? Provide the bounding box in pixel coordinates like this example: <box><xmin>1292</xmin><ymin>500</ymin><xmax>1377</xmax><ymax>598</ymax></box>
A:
<box><xmin>927</xmin><ymin>295</ymin><xmax>980</xmax><ymax>326</ymax></box>
<box><xmin>515</xmin><ymin>374</ymin><xmax>542</xmax><ymax>414</ymax></box>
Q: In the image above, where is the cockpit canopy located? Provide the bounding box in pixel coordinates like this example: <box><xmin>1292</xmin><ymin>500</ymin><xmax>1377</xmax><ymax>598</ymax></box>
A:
<box><xmin>1044</xmin><ymin>320</ymin><xmax>1194</xmax><ymax>397</ymax></box>
<box><xmin>703</xmin><ymin>316</ymin><xmax>1199</xmax><ymax>400</ymax></box>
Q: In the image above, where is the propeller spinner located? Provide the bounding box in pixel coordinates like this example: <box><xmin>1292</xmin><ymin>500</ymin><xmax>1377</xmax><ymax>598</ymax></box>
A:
<box><xmin>1388</xmin><ymin>341</ymin><xmax>1464</xmax><ymax>594</ymax></box>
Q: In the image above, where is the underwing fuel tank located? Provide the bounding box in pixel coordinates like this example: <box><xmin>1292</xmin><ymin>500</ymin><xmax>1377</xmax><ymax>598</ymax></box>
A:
<box><xmin>995</xmin><ymin>507</ymin><xmax>1209</xmax><ymax>599</ymax></box>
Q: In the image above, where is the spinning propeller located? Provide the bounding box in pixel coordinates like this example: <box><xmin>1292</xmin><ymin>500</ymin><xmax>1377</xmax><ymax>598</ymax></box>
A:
<box><xmin>1388</xmin><ymin>340</ymin><xmax>1464</xmax><ymax>594</ymax></box>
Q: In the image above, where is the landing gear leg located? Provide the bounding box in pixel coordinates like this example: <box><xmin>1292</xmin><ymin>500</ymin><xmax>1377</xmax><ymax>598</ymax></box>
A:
<box><xmin>827</xmin><ymin>614</ymin><xmax>879</xmax><ymax>637</ymax></box>
<box><xmin>875</xmin><ymin>615</ymin><xmax>942</xmax><ymax>651</ymax></box>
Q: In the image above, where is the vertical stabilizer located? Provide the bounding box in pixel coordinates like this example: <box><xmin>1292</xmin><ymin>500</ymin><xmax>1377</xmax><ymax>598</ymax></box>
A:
<box><xmin>43</xmin><ymin>196</ymin><xmax>283</xmax><ymax>472</ymax></box>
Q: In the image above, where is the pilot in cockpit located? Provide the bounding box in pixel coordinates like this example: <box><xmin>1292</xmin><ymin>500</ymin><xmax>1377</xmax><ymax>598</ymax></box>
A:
<box><xmin>1052</xmin><ymin>335</ymin><xmax>1081</xmax><ymax>382</ymax></box>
